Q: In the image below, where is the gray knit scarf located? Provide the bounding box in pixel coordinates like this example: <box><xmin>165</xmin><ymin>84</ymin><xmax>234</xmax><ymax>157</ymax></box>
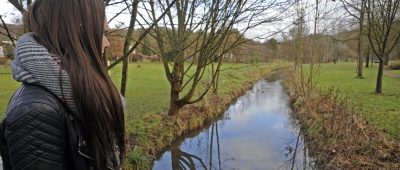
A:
<box><xmin>12</xmin><ymin>32</ymin><xmax>125</xmax><ymax>118</ymax></box>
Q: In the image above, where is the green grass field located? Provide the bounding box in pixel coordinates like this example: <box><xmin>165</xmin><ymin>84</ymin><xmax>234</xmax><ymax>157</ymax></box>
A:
<box><xmin>312</xmin><ymin>62</ymin><xmax>400</xmax><ymax>139</ymax></box>
<box><xmin>109</xmin><ymin>62</ymin><xmax>282</xmax><ymax>136</ymax></box>
<box><xmin>0</xmin><ymin>66</ymin><xmax>19</xmax><ymax>113</ymax></box>
<box><xmin>0</xmin><ymin>62</ymin><xmax>280</xmax><ymax>127</ymax></box>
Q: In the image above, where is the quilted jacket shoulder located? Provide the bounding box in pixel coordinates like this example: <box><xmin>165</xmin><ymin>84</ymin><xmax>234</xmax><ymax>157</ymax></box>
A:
<box><xmin>0</xmin><ymin>83</ymin><xmax>70</xmax><ymax>170</ymax></box>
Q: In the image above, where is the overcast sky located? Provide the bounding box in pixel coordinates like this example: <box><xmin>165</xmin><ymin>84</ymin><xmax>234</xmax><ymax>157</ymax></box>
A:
<box><xmin>0</xmin><ymin>0</ymin><xmax>350</xmax><ymax>42</ymax></box>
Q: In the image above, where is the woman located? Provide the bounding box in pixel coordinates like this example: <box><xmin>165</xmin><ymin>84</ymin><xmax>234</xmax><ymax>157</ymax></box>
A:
<box><xmin>0</xmin><ymin>0</ymin><xmax>125</xmax><ymax>169</ymax></box>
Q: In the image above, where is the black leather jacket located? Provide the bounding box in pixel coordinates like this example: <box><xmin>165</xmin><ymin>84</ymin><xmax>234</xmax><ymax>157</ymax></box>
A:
<box><xmin>0</xmin><ymin>83</ymin><xmax>95</xmax><ymax>170</ymax></box>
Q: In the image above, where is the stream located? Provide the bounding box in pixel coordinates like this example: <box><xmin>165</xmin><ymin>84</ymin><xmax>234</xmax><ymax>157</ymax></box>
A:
<box><xmin>153</xmin><ymin>79</ymin><xmax>314</xmax><ymax>170</ymax></box>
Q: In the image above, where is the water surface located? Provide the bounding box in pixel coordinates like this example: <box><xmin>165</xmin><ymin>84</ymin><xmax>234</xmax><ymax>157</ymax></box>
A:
<box><xmin>153</xmin><ymin>80</ymin><xmax>314</xmax><ymax>170</ymax></box>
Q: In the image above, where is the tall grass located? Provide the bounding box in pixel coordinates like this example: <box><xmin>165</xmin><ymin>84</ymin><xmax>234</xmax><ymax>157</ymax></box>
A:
<box><xmin>304</xmin><ymin>62</ymin><xmax>400</xmax><ymax>139</ymax></box>
<box><xmin>284</xmin><ymin>68</ymin><xmax>400</xmax><ymax>169</ymax></box>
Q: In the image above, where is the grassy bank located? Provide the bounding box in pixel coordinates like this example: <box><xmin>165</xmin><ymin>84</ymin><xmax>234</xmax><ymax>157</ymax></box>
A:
<box><xmin>283</xmin><ymin>63</ymin><xmax>400</xmax><ymax>169</ymax></box>
<box><xmin>313</xmin><ymin>63</ymin><xmax>400</xmax><ymax>139</ymax></box>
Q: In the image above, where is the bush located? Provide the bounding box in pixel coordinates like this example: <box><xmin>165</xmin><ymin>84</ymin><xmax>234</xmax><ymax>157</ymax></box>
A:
<box><xmin>389</xmin><ymin>60</ymin><xmax>400</xmax><ymax>70</ymax></box>
<box><xmin>125</xmin><ymin>147</ymin><xmax>153</xmax><ymax>170</ymax></box>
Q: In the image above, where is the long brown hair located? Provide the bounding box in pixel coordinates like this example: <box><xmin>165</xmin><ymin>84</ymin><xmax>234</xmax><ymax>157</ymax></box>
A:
<box><xmin>24</xmin><ymin>0</ymin><xmax>125</xmax><ymax>169</ymax></box>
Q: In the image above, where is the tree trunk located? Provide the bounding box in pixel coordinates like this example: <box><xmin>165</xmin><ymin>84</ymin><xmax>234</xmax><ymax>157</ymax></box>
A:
<box><xmin>357</xmin><ymin>31</ymin><xmax>363</xmax><ymax>77</ymax></box>
<box><xmin>168</xmin><ymin>60</ymin><xmax>183</xmax><ymax>116</ymax></box>
<box><xmin>356</xmin><ymin>2</ymin><xmax>365</xmax><ymax>78</ymax></box>
<box><xmin>120</xmin><ymin>0</ymin><xmax>139</xmax><ymax>96</ymax></box>
<box><xmin>357</xmin><ymin>55</ymin><xmax>363</xmax><ymax>77</ymax></box>
<box><xmin>384</xmin><ymin>55</ymin><xmax>389</xmax><ymax>65</ymax></box>
<box><xmin>168</xmin><ymin>87</ymin><xmax>180</xmax><ymax>116</ymax></box>
<box><xmin>120</xmin><ymin>58</ymin><xmax>128</xmax><ymax>96</ymax></box>
<box><xmin>211</xmin><ymin>61</ymin><xmax>221</xmax><ymax>94</ymax></box>
<box><xmin>371</xmin><ymin>56</ymin><xmax>373</xmax><ymax>67</ymax></box>
<box><xmin>365</xmin><ymin>53</ymin><xmax>369</xmax><ymax>68</ymax></box>
<box><xmin>375</xmin><ymin>59</ymin><xmax>384</xmax><ymax>94</ymax></box>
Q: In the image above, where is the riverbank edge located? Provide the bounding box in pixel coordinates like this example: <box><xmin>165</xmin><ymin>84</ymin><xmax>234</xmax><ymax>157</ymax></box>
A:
<box><xmin>282</xmin><ymin>69</ymin><xmax>400</xmax><ymax>169</ymax></box>
<box><xmin>124</xmin><ymin>64</ymin><xmax>288</xmax><ymax>169</ymax></box>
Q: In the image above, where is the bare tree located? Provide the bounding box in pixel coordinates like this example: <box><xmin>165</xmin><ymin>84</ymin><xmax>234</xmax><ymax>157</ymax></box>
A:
<box><xmin>105</xmin><ymin>0</ymin><xmax>178</xmax><ymax>97</ymax></box>
<box><xmin>7</xmin><ymin>0</ymin><xmax>25</xmax><ymax>13</ymax></box>
<box><xmin>291</xmin><ymin>5</ymin><xmax>307</xmax><ymax>70</ymax></box>
<box><xmin>340</xmin><ymin>0</ymin><xmax>366</xmax><ymax>77</ymax></box>
<box><xmin>106</xmin><ymin>1</ymin><xmax>177</xmax><ymax>70</ymax></box>
<box><xmin>365</xmin><ymin>43</ymin><xmax>371</xmax><ymax>67</ymax></box>
<box><xmin>365</xmin><ymin>0</ymin><xmax>400</xmax><ymax>93</ymax></box>
<box><xmin>144</xmin><ymin>0</ymin><xmax>287</xmax><ymax>115</ymax></box>
<box><xmin>120</xmin><ymin>0</ymin><xmax>139</xmax><ymax>96</ymax></box>
<box><xmin>1</xmin><ymin>0</ymin><xmax>29</xmax><ymax>46</ymax></box>
<box><xmin>307</xmin><ymin>0</ymin><xmax>323</xmax><ymax>94</ymax></box>
<box><xmin>0</xmin><ymin>15</ymin><xmax>16</xmax><ymax>47</ymax></box>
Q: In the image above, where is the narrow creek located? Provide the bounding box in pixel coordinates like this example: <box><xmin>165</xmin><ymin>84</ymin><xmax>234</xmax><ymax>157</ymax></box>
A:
<box><xmin>153</xmin><ymin>79</ymin><xmax>314</xmax><ymax>170</ymax></box>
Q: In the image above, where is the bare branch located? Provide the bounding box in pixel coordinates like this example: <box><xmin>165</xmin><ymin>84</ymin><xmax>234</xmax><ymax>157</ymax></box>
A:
<box><xmin>0</xmin><ymin>15</ymin><xmax>16</xmax><ymax>47</ymax></box>
<box><xmin>107</xmin><ymin>0</ymin><xmax>177</xmax><ymax>70</ymax></box>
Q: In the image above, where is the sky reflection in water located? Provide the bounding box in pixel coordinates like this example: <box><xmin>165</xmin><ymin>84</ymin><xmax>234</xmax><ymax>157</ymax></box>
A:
<box><xmin>153</xmin><ymin>80</ymin><xmax>314</xmax><ymax>170</ymax></box>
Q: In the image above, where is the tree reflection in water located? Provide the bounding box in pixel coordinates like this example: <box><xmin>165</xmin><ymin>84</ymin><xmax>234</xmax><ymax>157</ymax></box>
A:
<box><xmin>170</xmin><ymin>121</ymin><xmax>224</xmax><ymax>170</ymax></box>
<box><xmin>171</xmin><ymin>145</ymin><xmax>206</xmax><ymax>170</ymax></box>
<box><xmin>169</xmin><ymin>126</ymin><xmax>314</xmax><ymax>170</ymax></box>
<box><xmin>280</xmin><ymin>129</ymin><xmax>315</xmax><ymax>170</ymax></box>
<box><xmin>153</xmin><ymin>80</ymin><xmax>316</xmax><ymax>170</ymax></box>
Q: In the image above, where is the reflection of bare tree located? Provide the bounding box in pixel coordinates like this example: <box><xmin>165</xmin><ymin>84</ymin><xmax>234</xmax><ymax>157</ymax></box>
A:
<box><xmin>207</xmin><ymin>122</ymin><xmax>223</xmax><ymax>170</ymax></box>
<box><xmin>216</xmin><ymin>122</ymin><xmax>222</xmax><ymax>170</ymax></box>
<box><xmin>170</xmin><ymin>121</ymin><xmax>223</xmax><ymax>170</ymax></box>
<box><xmin>208</xmin><ymin>123</ymin><xmax>214</xmax><ymax>170</ymax></box>
<box><xmin>171</xmin><ymin>145</ymin><xmax>207</xmax><ymax>170</ymax></box>
<box><xmin>279</xmin><ymin>129</ymin><xmax>315</xmax><ymax>170</ymax></box>
<box><xmin>303</xmin><ymin>146</ymin><xmax>308</xmax><ymax>170</ymax></box>
<box><xmin>159</xmin><ymin>80</ymin><xmax>318</xmax><ymax>170</ymax></box>
<box><xmin>290</xmin><ymin>130</ymin><xmax>301</xmax><ymax>170</ymax></box>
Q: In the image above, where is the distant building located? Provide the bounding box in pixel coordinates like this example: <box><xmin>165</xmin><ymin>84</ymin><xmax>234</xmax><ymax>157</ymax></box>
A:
<box><xmin>0</xmin><ymin>41</ymin><xmax>16</xmax><ymax>59</ymax></box>
<box><xmin>0</xmin><ymin>24</ymin><xmax>23</xmax><ymax>58</ymax></box>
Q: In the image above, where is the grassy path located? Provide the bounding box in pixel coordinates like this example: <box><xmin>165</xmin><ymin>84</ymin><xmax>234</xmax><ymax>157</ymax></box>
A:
<box><xmin>384</xmin><ymin>69</ymin><xmax>400</xmax><ymax>78</ymax></box>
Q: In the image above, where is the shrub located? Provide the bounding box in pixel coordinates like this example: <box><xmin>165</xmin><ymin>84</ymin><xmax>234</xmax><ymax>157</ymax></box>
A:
<box><xmin>389</xmin><ymin>60</ymin><xmax>400</xmax><ymax>70</ymax></box>
<box><xmin>125</xmin><ymin>147</ymin><xmax>153</xmax><ymax>170</ymax></box>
